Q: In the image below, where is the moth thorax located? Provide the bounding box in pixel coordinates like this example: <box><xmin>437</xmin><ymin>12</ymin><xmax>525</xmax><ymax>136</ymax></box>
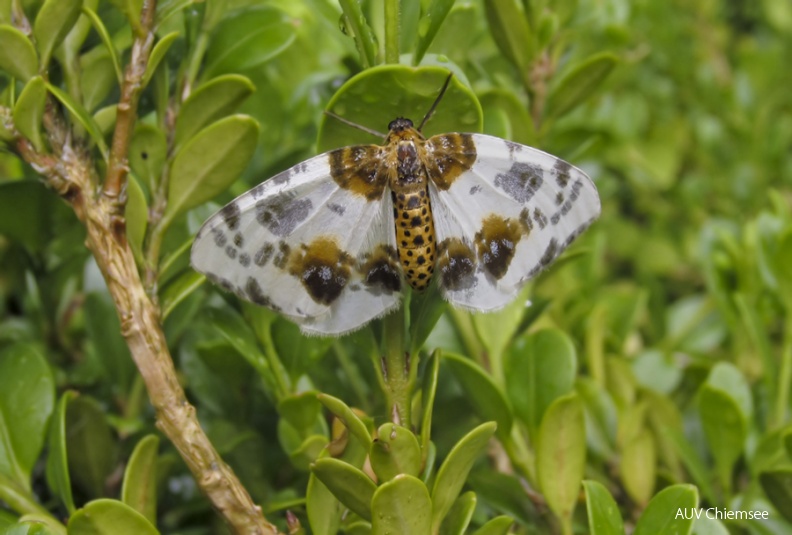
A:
<box><xmin>395</xmin><ymin>141</ymin><xmax>422</xmax><ymax>185</ymax></box>
<box><xmin>392</xmin><ymin>185</ymin><xmax>436</xmax><ymax>292</ymax></box>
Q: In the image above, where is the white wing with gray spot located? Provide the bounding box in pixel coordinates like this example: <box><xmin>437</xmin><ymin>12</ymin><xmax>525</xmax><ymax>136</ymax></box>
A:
<box><xmin>191</xmin><ymin>151</ymin><xmax>403</xmax><ymax>335</ymax></box>
<box><xmin>428</xmin><ymin>133</ymin><xmax>600</xmax><ymax>312</ymax></box>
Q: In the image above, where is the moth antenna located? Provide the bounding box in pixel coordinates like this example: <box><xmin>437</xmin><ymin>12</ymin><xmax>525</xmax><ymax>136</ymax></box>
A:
<box><xmin>417</xmin><ymin>72</ymin><xmax>454</xmax><ymax>132</ymax></box>
<box><xmin>324</xmin><ymin>111</ymin><xmax>387</xmax><ymax>138</ymax></box>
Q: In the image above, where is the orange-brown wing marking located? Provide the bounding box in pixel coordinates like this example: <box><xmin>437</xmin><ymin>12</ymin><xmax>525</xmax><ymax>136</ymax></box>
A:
<box><xmin>424</xmin><ymin>133</ymin><xmax>477</xmax><ymax>190</ymax></box>
<box><xmin>329</xmin><ymin>145</ymin><xmax>389</xmax><ymax>200</ymax></box>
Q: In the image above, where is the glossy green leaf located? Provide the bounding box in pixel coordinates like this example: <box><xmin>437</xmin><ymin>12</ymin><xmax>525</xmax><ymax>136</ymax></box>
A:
<box><xmin>289</xmin><ymin>435</ymin><xmax>328</xmax><ymax>471</ymax></box>
<box><xmin>93</xmin><ymin>105</ymin><xmax>117</xmax><ymax>134</ymax></box>
<box><xmin>58</xmin><ymin>0</ymin><xmax>98</xmax><ymax>62</ymax></box>
<box><xmin>159</xmin><ymin>270</ymin><xmax>205</xmax><ymax>320</ymax></box>
<box><xmin>306</xmin><ymin>469</ymin><xmax>342</xmax><ymax>535</ymax></box>
<box><xmin>165</xmin><ymin>114</ymin><xmax>259</xmax><ymax>224</ymax></box>
<box><xmin>13</xmin><ymin>515</ymin><xmax>66</xmax><ymax>535</ymax></box>
<box><xmin>12</xmin><ymin>76</ymin><xmax>47</xmax><ymax>152</ymax></box>
<box><xmin>536</xmin><ymin>393</ymin><xmax>585</xmax><ymax>521</ymax></box>
<box><xmin>431</xmin><ymin>422</ymin><xmax>497</xmax><ymax>532</ymax></box>
<box><xmin>80</xmin><ymin>51</ymin><xmax>117</xmax><ymax>113</ymax></box>
<box><xmin>0</xmin><ymin>343</ymin><xmax>55</xmax><ymax>491</ymax></box>
<box><xmin>583</xmin><ymin>480</ymin><xmax>624</xmax><ymax>535</ymax></box>
<box><xmin>409</xmin><ymin>286</ymin><xmax>447</xmax><ymax>355</ymax></box>
<box><xmin>620</xmin><ymin>430</ymin><xmax>656</xmax><ymax>505</ymax></box>
<box><xmin>483</xmin><ymin>0</ymin><xmax>533</xmax><ymax>73</ymax></box>
<box><xmin>67</xmin><ymin>499</ymin><xmax>159</xmax><ymax>535</ymax></box>
<box><xmin>125</xmin><ymin>174</ymin><xmax>147</xmax><ymax>263</ymax></box>
<box><xmin>121</xmin><ymin>435</ymin><xmax>159</xmax><ymax>524</ymax></box>
<box><xmin>175</xmin><ymin>74</ymin><xmax>255</xmax><ymax>147</ymax></box>
<box><xmin>471</xmin><ymin>285</ymin><xmax>528</xmax><ymax>362</ymax></box>
<box><xmin>318</xmin><ymin>394</ymin><xmax>372</xmax><ymax>451</ymax></box>
<box><xmin>0</xmin><ymin>25</ymin><xmax>38</xmax><ymax>81</ymax></box>
<box><xmin>444</xmin><ymin>353</ymin><xmax>512</xmax><ymax>437</ymax></box>
<box><xmin>0</xmin><ymin>0</ymin><xmax>9</xmax><ymax>23</ymax></box>
<box><xmin>0</xmin><ymin>181</ymin><xmax>68</xmax><ymax>251</ymax></box>
<box><xmin>84</xmin><ymin>292</ymin><xmax>134</xmax><ymax>394</ymax></box>
<box><xmin>419</xmin><ymin>351</ymin><xmax>440</xmax><ymax>462</ymax></box>
<box><xmin>699</xmin><ymin>362</ymin><xmax>750</xmax><ymax>493</ymax></box>
<box><xmin>80</xmin><ymin>7</ymin><xmax>123</xmax><ymax>85</ymax></box>
<box><xmin>759</xmin><ymin>469</ymin><xmax>792</xmax><ymax>523</ymax></box>
<box><xmin>203</xmin><ymin>307</ymin><xmax>274</xmax><ymax>386</ymax></box>
<box><xmin>278</xmin><ymin>392</ymin><xmax>322</xmax><ymax>431</ymax></box>
<box><xmin>65</xmin><ymin>396</ymin><xmax>119</xmax><ymax>498</ymax></box>
<box><xmin>371</xmin><ymin>475</ymin><xmax>431</xmax><ymax>534</ymax></box>
<box><xmin>33</xmin><ymin>0</ymin><xmax>83</xmax><ymax>66</ymax></box>
<box><xmin>142</xmin><ymin>31</ymin><xmax>179</xmax><ymax>88</ymax></box>
<box><xmin>414</xmin><ymin>0</ymin><xmax>457</xmax><ymax>65</ymax></box>
<box><xmin>128</xmin><ymin>124</ymin><xmax>166</xmax><ymax>192</ymax></box>
<box><xmin>505</xmin><ymin>328</ymin><xmax>577</xmax><ymax>438</ymax></box>
<box><xmin>311</xmin><ymin>458</ymin><xmax>376</xmax><ymax>521</ymax></box>
<box><xmin>438</xmin><ymin>491</ymin><xmax>476</xmax><ymax>535</ymax></box>
<box><xmin>633</xmin><ymin>484</ymin><xmax>698</xmax><ymax>535</ymax></box>
<box><xmin>318</xmin><ymin>64</ymin><xmax>482</xmax><ymax>152</ymax></box>
<box><xmin>546</xmin><ymin>53</ymin><xmax>619</xmax><ymax>120</ymax></box>
<box><xmin>471</xmin><ymin>516</ymin><xmax>514</xmax><ymax>535</ymax></box>
<box><xmin>370</xmin><ymin>423</ymin><xmax>422</xmax><ymax>481</ymax></box>
<box><xmin>46</xmin><ymin>83</ymin><xmax>109</xmax><ymax>155</ymax></box>
<box><xmin>45</xmin><ymin>391</ymin><xmax>77</xmax><ymax>514</ymax></box>
<box><xmin>479</xmin><ymin>89</ymin><xmax>534</xmax><ymax>145</ymax></box>
<box><xmin>665</xmin><ymin>428</ymin><xmax>717</xmax><ymax>505</ymax></box>
<box><xmin>204</xmin><ymin>6</ymin><xmax>296</xmax><ymax>78</ymax></box>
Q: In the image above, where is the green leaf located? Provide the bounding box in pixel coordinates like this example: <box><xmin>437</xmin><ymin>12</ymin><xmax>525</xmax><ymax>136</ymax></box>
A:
<box><xmin>633</xmin><ymin>484</ymin><xmax>698</xmax><ymax>535</ymax></box>
<box><xmin>483</xmin><ymin>0</ymin><xmax>533</xmax><ymax>74</ymax></box>
<box><xmin>84</xmin><ymin>292</ymin><xmax>135</xmax><ymax>394</ymax></box>
<box><xmin>438</xmin><ymin>491</ymin><xmax>476</xmax><ymax>535</ymax></box>
<box><xmin>583</xmin><ymin>480</ymin><xmax>624</xmax><ymax>535</ymax></box>
<box><xmin>175</xmin><ymin>74</ymin><xmax>255</xmax><ymax>147</ymax></box>
<box><xmin>318</xmin><ymin>64</ymin><xmax>482</xmax><ymax>152</ymax></box>
<box><xmin>414</xmin><ymin>0</ymin><xmax>457</xmax><ymax>65</ymax></box>
<box><xmin>698</xmin><ymin>362</ymin><xmax>750</xmax><ymax>494</ymax></box>
<box><xmin>665</xmin><ymin>428</ymin><xmax>717</xmax><ymax>505</ymax></box>
<box><xmin>444</xmin><ymin>353</ymin><xmax>512</xmax><ymax>438</ymax></box>
<box><xmin>64</xmin><ymin>396</ymin><xmax>119</xmax><ymax>498</ymax></box>
<box><xmin>620</xmin><ymin>430</ymin><xmax>656</xmax><ymax>506</ymax></box>
<box><xmin>546</xmin><ymin>53</ymin><xmax>619</xmax><ymax>120</ymax></box>
<box><xmin>58</xmin><ymin>0</ymin><xmax>98</xmax><ymax>62</ymax></box>
<box><xmin>46</xmin><ymin>391</ymin><xmax>77</xmax><ymax>514</ymax></box>
<box><xmin>471</xmin><ymin>285</ymin><xmax>528</xmax><ymax>362</ymax></box>
<box><xmin>371</xmin><ymin>475</ymin><xmax>431</xmax><ymax>534</ymax></box>
<box><xmin>278</xmin><ymin>392</ymin><xmax>322</xmax><ymax>431</ymax></box>
<box><xmin>80</xmin><ymin>51</ymin><xmax>117</xmax><ymax>113</ymax></box>
<box><xmin>12</xmin><ymin>76</ymin><xmax>47</xmax><ymax>152</ymax></box>
<box><xmin>109</xmin><ymin>0</ymin><xmax>143</xmax><ymax>31</ymax></box>
<box><xmin>46</xmin><ymin>83</ymin><xmax>109</xmax><ymax>155</ymax></box>
<box><xmin>164</xmin><ymin>114</ymin><xmax>259</xmax><ymax>224</ymax></box>
<box><xmin>479</xmin><ymin>89</ymin><xmax>535</xmax><ymax>145</ymax></box>
<box><xmin>128</xmin><ymin>124</ymin><xmax>166</xmax><ymax>192</ymax></box>
<box><xmin>0</xmin><ymin>343</ymin><xmax>55</xmax><ymax>491</ymax></box>
<box><xmin>67</xmin><ymin>499</ymin><xmax>159</xmax><ymax>535</ymax></box>
<box><xmin>33</xmin><ymin>0</ymin><xmax>83</xmax><ymax>66</ymax></box>
<box><xmin>471</xmin><ymin>516</ymin><xmax>514</xmax><ymax>535</ymax></box>
<box><xmin>311</xmin><ymin>458</ymin><xmax>376</xmax><ymax>521</ymax></box>
<box><xmin>121</xmin><ymin>435</ymin><xmax>159</xmax><ymax>525</ymax></box>
<box><xmin>369</xmin><ymin>423</ymin><xmax>422</xmax><ymax>481</ymax></box>
<box><xmin>431</xmin><ymin>422</ymin><xmax>497</xmax><ymax>533</ymax></box>
<box><xmin>536</xmin><ymin>393</ymin><xmax>585</xmax><ymax>522</ymax></box>
<box><xmin>80</xmin><ymin>6</ymin><xmax>122</xmax><ymax>86</ymax></box>
<box><xmin>203</xmin><ymin>307</ymin><xmax>275</xmax><ymax>387</ymax></box>
<box><xmin>204</xmin><ymin>6</ymin><xmax>296</xmax><ymax>78</ymax></box>
<box><xmin>0</xmin><ymin>25</ymin><xmax>38</xmax><ymax>81</ymax></box>
<box><xmin>125</xmin><ymin>174</ymin><xmax>147</xmax><ymax>263</ymax></box>
<box><xmin>419</xmin><ymin>351</ymin><xmax>440</xmax><ymax>463</ymax></box>
<box><xmin>142</xmin><ymin>31</ymin><xmax>179</xmax><ymax>89</ymax></box>
<box><xmin>505</xmin><ymin>329</ymin><xmax>577</xmax><ymax>439</ymax></box>
<box><xmin>306</xmin><ymin>469</ymin><xmax>342</xmax><ymax>535</ymax></box>
<box><xmin>317</xmin><ymin>394</ymin><xmax>373</xmax><ymax>451</ymax></box>
<box><xmin>159</xmin><ymin>270</ymin><xmax>204</xmax><ymax>320</ymax></box>
<box><xmin>289</xmin><ymin>435</ymin><xmax>328</xmax><ymax>471</ymax></box>
<box><xmin>0</xmin><ymin>181</ymin><xmax>68</xmax><ymax>251</ymax></box>
<box><xmin>759</xmin><ymin>469</ymin><xmax>792</xmax><ymax>523</ymax></box>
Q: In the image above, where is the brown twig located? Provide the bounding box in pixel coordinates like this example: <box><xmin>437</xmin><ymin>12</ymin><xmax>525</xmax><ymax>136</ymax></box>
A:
<box><xmin>4</xmin><ymin>3</ymin><xmax>283</xmax><ymax>533</ymax></box>
<box><xmin>102</xmin><ymin>0</ymin><xmax>156</xmax><ymax>211</ymax></box>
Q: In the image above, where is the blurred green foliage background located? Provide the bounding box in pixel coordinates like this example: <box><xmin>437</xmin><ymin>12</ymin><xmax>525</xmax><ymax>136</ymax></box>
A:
<box><xmin>1</xmin><ymin>0</ymin><xmax>792</xmax><ymax>533</ymax></box>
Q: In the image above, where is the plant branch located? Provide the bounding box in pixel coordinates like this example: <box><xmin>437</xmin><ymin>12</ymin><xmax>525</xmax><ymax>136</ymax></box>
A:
<box><xmin>381</xmin><ymin>310</ymin><xmax>412</xmax><ymax>427</ymax></box>
<box><xmin>102</xmin><ymin>0</ymin><xmax>157</xmax><ymax>207</ymax></box>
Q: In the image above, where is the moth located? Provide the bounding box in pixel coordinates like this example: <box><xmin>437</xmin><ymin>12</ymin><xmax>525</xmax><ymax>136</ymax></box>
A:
<box><xmin>191</xmin><ymin>75</ymin><xmax>600</xmax><ymax>336</ymax></box>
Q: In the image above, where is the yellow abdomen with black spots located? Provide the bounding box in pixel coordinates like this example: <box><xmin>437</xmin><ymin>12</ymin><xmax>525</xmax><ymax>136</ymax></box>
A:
<box><xmin>392</xmin><ymin>187</ymin><xmax>435</xmax><ymax>292</ymax></box>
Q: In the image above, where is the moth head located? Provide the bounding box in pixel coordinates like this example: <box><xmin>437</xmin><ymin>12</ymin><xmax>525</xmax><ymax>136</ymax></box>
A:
<box><xmin>388</xmin><ymin>117</ymin><xmax>414</xmax><ymax>132</ymax></box>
